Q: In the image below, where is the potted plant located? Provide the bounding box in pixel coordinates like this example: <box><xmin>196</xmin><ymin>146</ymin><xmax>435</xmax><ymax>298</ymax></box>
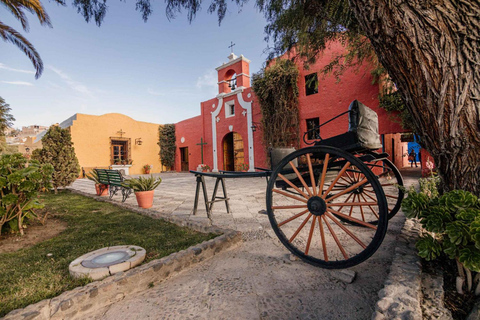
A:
<box><xmin>122</xmin><ymin>175</ymin><xmax>162</xmax><ymax>208</ymax></box>
<box><xmin>86</xmin><ymin>170</ymin><xmax>109</xmax><ymax>196</ymax></box>
<box><xmin>200</xmin><ymin>164</ymin><xmax>210</xmax><ymax>172</ymax></box>
<box><xmin>143</xmin><ymin>164</ymin><xmax>152</xmax><ymax>174</ymax></box>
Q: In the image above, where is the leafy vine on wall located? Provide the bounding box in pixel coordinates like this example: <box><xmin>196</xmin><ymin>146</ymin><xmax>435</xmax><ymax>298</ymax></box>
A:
<box><xmin>252</xmin><ymin>59</ymin><xmax>300</xmax><ymax>150</ymax></box>
<box><xmin>158</xmin><ymin>124</ymin><xmax>176</xmax><ymax>170</ymax></box>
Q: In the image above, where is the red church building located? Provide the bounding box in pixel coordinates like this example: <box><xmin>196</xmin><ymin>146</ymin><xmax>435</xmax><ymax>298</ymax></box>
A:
<box><xmin>174</xmin><ymin>42</ymin><xmax>408</xmax><ymax>172</ymax></box>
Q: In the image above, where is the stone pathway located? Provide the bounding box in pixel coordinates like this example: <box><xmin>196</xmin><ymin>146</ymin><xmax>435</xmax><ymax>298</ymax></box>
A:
<box><xmin>69</xmin><ymin>168</ymin><xmax>421</xmax><ymax>320</ymax></box>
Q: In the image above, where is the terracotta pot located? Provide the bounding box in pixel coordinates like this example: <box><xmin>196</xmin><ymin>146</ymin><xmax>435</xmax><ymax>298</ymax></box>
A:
<box><xmin>144</xmin><ymin>170</ymin><xmax>150</xmax><ymax>174</ymax></box>
<box><xmin>95</xmin><ymin>184</ymin><xmax>109</xmax><ymax>196</ymax></box>
<box><xmin>135</xmin><ymin>190</ymin><xmax>155</xmax><ymax>208</ymax></box>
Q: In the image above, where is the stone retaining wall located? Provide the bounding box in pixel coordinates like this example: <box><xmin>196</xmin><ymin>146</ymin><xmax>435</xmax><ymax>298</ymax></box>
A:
<box><xmin>4</xmin><ymin>191</ymin><xmax>242</xmax><ymax>320</ymax></box>
<box><xmin>372</xmin><ymin>219</ymin><xmax>423</xmax><ymax>320</ymax></box>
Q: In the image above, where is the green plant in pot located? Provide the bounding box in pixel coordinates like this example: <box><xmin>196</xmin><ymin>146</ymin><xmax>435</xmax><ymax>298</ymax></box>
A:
<box><xmin>86</xmin><ymin>170</ymin><xmax>108</xmax><ymax>196</ymax></box>
<box><xmin>123</xmin><ymin>175</ymin><xmax>161</xmax><ymax>208</ymax></box>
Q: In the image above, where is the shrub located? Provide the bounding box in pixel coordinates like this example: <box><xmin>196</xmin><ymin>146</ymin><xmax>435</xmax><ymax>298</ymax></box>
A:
<box><xmin>32</xmin><ymin>126</ymin><xmax>80</xmax><ymax>193</ymax></box>
<box><xmin>0</xmin><ymin>153</ymin><xmax>53</xmax><ymax>235</ymax></box>
<box><xmin>158</xmin><ymin>124</ymin><xmax>176</xmax><ymax>170</ymax></box>
<box><xmin>403</xmin><ymin>180</ymin><xmax>480</xmax><ymax>294</ymax></box>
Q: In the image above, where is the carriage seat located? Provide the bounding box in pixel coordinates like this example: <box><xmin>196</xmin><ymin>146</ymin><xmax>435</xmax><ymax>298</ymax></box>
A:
<box><xmin>316</xmin><ymin>100</ymin><xmax>383</xmax><ymax>152</ymax></box>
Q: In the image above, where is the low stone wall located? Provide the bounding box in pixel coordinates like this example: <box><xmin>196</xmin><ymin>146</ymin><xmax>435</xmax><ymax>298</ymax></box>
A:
<box><xmin>4</xmin><ymin>191</ymin><xmax>242</xmax><ymax>320</ymax></box>
<box><xmin>372</xmin><ymin>219</ymin><xmax>423</xmax><ymax>320</ymax></box>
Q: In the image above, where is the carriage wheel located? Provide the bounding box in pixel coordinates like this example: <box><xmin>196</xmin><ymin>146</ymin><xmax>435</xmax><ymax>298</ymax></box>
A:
<box><xmin>266</xmin><ymin>146</ymin><xmax>388</xmax><ymax>269</ymax></box>
<box><xmin>364</xmin><ymin>154</ymin><xmax>404</xmax><ymax>221</ymax></box>
<box><xmin>335</xmin><ymin>153</ymin><xmax>404</xmax><ymax>224</ymax></box>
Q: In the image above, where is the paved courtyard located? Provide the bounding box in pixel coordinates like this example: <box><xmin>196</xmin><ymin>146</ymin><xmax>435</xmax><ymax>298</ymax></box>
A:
<box><xmin>69</xmin><ymin>168</ymin><xmax>420</xmax><ymax>319</ymax></box>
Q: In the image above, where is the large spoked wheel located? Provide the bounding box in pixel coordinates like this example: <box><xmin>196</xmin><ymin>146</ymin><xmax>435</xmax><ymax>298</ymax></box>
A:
<box><xmin>339</xmin><ymin>152</ymin><xmax>405</xmax><ymax>224</ymax></box>
<box><xmin>364</xmin><ymin>153</ymin><xmax>404</xmax><ymax>221</ymax></box>
<box><xmin>266</xmin><ymin>146</ymin><xmax>388</xmax><ymax>269</ymax></box>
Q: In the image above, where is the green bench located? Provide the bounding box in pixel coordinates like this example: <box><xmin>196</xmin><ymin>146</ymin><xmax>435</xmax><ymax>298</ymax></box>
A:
<box><xmin>94</xmin><ymin>169</ymin><xmax>133</xmax><ymax>202</ymax></box>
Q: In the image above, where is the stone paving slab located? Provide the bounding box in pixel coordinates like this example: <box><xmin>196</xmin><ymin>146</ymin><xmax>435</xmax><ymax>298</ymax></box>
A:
<box><xmin>65</xmin><ymin>170</ymin><xmax>420</xmax><ymax>320</ymax></box>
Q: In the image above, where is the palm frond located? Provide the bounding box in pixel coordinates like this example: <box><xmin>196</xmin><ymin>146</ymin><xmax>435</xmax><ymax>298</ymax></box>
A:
<box><xmin>0</xmin><ymin>21</ymin><xmax>43</xmax><ymax>78</ymax></box>
<box><xmin>1</xmin><ymin>0</ymin><xmax>52</xmax><ymax>30</ymax></box>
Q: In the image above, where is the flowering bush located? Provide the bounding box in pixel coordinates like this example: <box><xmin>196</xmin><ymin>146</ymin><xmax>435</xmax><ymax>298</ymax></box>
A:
<box><xmin>143</xmin><ymin>164</ymin><xmax>152</xmax><ymax>173</ymax></box>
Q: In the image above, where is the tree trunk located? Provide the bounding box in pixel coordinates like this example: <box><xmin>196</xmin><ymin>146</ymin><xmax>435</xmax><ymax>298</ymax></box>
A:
<box><xmin>349</xmin><ymin>0</ymin><xmax>480</xmax><ymax>195</ymax></box>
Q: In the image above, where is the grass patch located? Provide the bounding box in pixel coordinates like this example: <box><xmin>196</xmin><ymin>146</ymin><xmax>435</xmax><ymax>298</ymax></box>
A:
<box><xmin>0</xmin><ymin>190</ymin><xmax>217</xmax><ymax>317</ymax></box>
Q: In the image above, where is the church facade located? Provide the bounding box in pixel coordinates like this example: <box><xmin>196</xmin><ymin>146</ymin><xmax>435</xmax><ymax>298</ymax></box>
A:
<box><xmin>175</xmin><ymin>42</ymin><xmax>408</xmax><ymax>172</ymax></box>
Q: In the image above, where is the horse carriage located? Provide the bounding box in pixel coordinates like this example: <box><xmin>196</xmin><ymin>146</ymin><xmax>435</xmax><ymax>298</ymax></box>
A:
<box><xmin>192</xmin><ymin>100</ymin><xmax>404</xmax><ymax>269</ymax></box>
<box><xmin>265</xmin><ymin>100</ymin><xmax>404</xmax><ymax>269</ymax></box>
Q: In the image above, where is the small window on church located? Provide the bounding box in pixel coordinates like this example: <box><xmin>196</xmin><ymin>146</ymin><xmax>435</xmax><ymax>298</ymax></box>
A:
<box><xmin>306</xmin><ymin>117</ymin><xmax>320</xmax><ymax>140</ymax></box>
<box><xmin>305</xmin><ymin>73</ymin><xmax>318</xmax><ymax>96</ymax></box>
<box><xmin>225</xmin><ymin>101</ymin><xmax>235</xmax><ymax>118</ymax></box>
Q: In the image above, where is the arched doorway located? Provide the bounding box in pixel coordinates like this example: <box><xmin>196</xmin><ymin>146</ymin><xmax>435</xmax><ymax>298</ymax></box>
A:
<box><xmin>222</xmin><ymin>132</ymin><xmax>245</xmax><ymax>171</ymax></box>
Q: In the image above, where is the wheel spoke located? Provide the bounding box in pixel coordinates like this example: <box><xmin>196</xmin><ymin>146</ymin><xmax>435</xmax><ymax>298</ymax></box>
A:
<box><xmin>322</xmin><ymin>216</ymin><xmax>348</xmax><ymax>260</ymax></box>
<box><xmin>278</xmin><ymin>173</ymin><xmax>310</xmax><ymax>199</ymax></box>
<box><xmin>318</xmin><ymin>217</ymin><xmax>328</xmax><ymax>261</ymax></box>
<box><xmin>327</xmin><ymin>201</ymin><xmax>378</xmax><ymax>207</ymax></box>
<box><xmin>306</xmin><ymin>154</ymin><xmax>317</xmax><ymax>196</ymax></box>
<box><xmin>305</xmin><ymin>216</ymin><xmax>317</xmax><ymax>255</ymax></box>
<box><xmin>362</xmin><ymin>190</ymin><xmax>377</xmax><ymax>202</ymax></box>
<box><xmin>359</xmin><ymin>193</ymin><xmax>379</xmax><ymax>218</ymax></box>
<box><xmin>334</xmin><ymin>192</ymin><xmax>354</xmax><ymax>212</ymax></box>
<box><xmin>324</xmin><ymin>212</ymin><xmax>367</xmax><ymax>249</ymax></box>
<box><xmin>345</xmin><ymin>170</ymin><xmax>356</xmax><ymax>183</ymax></box>
<box><xmin>322</xmin><ymin>161</ymin><xmax>351</xmax><ymax>198</ymax></box>
<box><xmin>272</xmin><ymin>189</ymin><xmax>308</xmax><ymax>203</ymax></box>
<box><xmin>348</xmin><ymin>193</ymin><xmax>356</xmax><ymax>217</ymax></box>
<box><xmin>327</xmin><ymin>208</ymin><xmax>377</xmax><ymax>230</ymax></box>
<box><xmin>325</xmin><ymin>177</ymin><xmax>369</xmax><ymax>202</ymax></box>
<box><xmin>272</xmin><ymin>205</ymin><xmax>308</xmax><ymax>210</ymax></box>
<box><xmin>359</xmin><ymin>198</ymin><xmax>366</xmax><ymax>221</ymax></box>
<box><xmin>317</xmin><ymin>153</ymin><xmax>330</xmax><ymax>195</ymax></box>
<box><xmin>289</xmin><ymin>213</ymin><xmax>312</xmax><ymax>242</ymax></box>
<box><xmin>278</xmin><ymin>209</ymin><xmax>309</xmax><ymax>227</ymax></box>
<box><xmin>290</xmin><ymin>161</ymin><xmax>313</xmax><ymax>197</ymax></box>
<box><xmin>340</xmin><ymin>175</ymin><xmax>353</xmax><ymax>184</ymax></box>
<box><xmin>364</xmin><ymin>189</ymin><xmax>398</xmax><ymax>200</ymax></box>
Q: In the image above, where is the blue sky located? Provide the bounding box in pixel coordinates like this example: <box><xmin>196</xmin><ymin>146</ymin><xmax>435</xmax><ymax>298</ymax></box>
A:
<box><xmin>1</xmin><ymin>0</ymin><xmax>269</xmax><ymax>128</ymax></box>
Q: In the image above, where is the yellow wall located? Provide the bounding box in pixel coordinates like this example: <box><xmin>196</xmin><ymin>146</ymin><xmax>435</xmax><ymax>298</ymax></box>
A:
<box><xmin>17</xmin><ymin>136</ymin><xmax>42</xmax><ymax>155</ymax></box>
<box><xmin>70</xmin><ymin>113</ymin><xmax>162</xmax><ymax>175</ymax></box>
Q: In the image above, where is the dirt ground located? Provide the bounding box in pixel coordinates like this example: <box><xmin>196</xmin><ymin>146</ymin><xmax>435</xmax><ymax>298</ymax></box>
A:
<box><xmin>0</xmin><ymin>218</ymin><xmax>67</xmax><ymax>254</ymax></box>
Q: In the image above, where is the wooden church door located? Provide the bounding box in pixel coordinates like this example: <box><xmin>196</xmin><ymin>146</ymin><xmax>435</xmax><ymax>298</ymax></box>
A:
<box><xmin>233</xmin><ymin>132</ymin><xmax>244</xmax><ymax>171</ymax></box>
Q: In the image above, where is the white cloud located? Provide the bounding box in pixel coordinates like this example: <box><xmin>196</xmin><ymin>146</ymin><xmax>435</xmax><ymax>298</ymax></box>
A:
<box><xmin>1</xmin><ymin>81</ymin><xmax>33</xmax><ymax>86</ymax></box>
<box><xmin>48</xmin><ymin>65</ymin><xmax>93</xmax><ymax>97</ymax></box>
<box><xmin>196</xmin><ymin>69</ymin><xmax>217</xmax><ymax>89</ymax></box>
<box><xmin>0</xmin><ymin>63</ymin><xmax>35</xmax><ymax>74</ymax></box>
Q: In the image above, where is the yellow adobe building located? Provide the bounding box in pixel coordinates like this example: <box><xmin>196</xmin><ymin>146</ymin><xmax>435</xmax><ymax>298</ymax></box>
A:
<box><xmin>37</xmin><ymin>113</ymin><xmax>163</xmax><ymax>175</ymax></box>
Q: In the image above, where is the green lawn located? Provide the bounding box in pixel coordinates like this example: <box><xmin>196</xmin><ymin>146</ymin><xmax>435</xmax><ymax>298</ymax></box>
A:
<box><xmin>0</xmin><ymin>191</ymin><xmax>216</xmax><ymax>317</ymax></box>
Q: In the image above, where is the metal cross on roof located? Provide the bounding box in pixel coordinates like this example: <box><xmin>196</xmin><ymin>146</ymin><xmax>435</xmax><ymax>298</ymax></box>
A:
<box><xmin>228</xmin><ymin>41</ymin><xmax>236</xmax><ymax>53</ymax></box>
<box><xmin>117</xmin><ymin>129</ymin><xmax>126</xmax><ymax>137</ymax></box>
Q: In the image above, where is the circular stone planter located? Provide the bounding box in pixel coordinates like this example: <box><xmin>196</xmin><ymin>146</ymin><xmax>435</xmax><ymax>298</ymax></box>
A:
<box><xmin>69</xmin><ymin>245</ymin><xmax>146</xmax><ymax>280</ymax></box>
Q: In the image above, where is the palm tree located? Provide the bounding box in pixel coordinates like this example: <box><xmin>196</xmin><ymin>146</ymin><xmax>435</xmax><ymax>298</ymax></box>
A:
<box><xmin>0</xmin><ymin>0</ymin><xmax>55</xmax><ymax>79</ymax></box>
